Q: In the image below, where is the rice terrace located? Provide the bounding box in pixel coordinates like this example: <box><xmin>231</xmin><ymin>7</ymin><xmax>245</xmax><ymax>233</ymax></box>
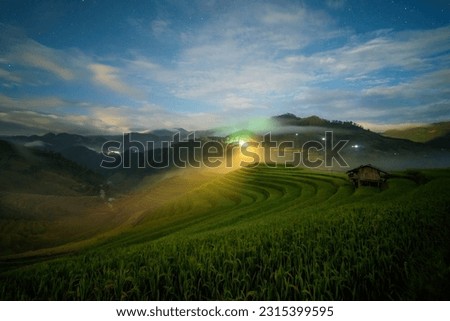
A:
<box><xmin>1</xmin><ymin>159</ymin><xmax>449</xmax><ymax>300</ymax></box>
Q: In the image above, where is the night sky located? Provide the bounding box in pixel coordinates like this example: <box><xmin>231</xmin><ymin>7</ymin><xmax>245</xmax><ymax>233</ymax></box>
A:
<box><xmin>0</xmin><ymin>0</ymin><xmax>449</xmax><ymax>134</ymax></box>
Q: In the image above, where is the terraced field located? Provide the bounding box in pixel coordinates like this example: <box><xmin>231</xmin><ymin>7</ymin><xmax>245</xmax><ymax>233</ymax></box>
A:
<box><xmin>0</xmin><ymin>166</ymin><xmax>449</xmax><ymax>300</ymax></box>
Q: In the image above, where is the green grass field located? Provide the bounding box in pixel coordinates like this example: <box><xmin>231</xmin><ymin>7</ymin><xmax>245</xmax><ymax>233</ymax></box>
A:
<box><xmin>1</xmin><ymin>166</ymin><xmax>449</xmax><ymax>300</ymax></box>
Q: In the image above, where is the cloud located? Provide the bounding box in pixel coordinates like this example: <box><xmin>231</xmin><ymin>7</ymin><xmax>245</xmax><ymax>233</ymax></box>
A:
<box><xmin>1</xmin><ymin>26</ymin><xmax>145</xmax><ymax>100</ymax></box>
<box><xmin>89</xmin><ymin>63</ymin><xmax>143</xmax><ymax>98</ymax></box>
<box><xmin>357</xmin><ymin>122</ymin><xmax>428</xmax><ymax>132</ymax></box>
<box><xmin>288</xmin><ymin>69</ymin><xmax>450</xmax><ymax>124</ymax></box>
<box><xmin>18</xmin><ymin>47</ymin><xmax>74</xmax><ymax>81</ymax></box>
<box><xmin>221</xmin><ymin>94</ymin><xmax>258</xmax><ymax>111</ymax></box>
<box><xmin>123</xmin><ymin>4</ymin><xmax>333</xmax><ymax>112</ymax></box>
<box><xmin>283</xmin><ymin>26</ymin><xmax>450</xmax><ymax>81</ymax></box>
<box><xmin>0</xmin><ymin>94</ymin><xmax>67</xmax><ymax>111</ymax></box>
<box><xmin>118</xmin><ymin>5</ymin><xmax>450</xmax><ymax>125</ymax></box>
<box><xmin>0</xmin><ymin>105</ymin><xmax>135</xmax><ymax>135</ymax></box>
<box><xmin>362</xmin><ymin>69</ymin><xmax>450</xmax><ymax>99</ymax></box>
<box><xmin>89</xmin><ymin>105</ymin><xmax>134</xmax><ymax>133</ymax></box>
<box><xmin>136</xmin><ymin>108</ymin><xmax>221</xmax><ymax>132</ymax></box>
<box><xmin>0</xmin><ymin>110</ymin><xmax>97</xmax><ymax>135</ymax></box>
<box><xmin>0</xmin><ymin>68</ymin><xmax>21</xmax><ymax>84</ymax></box>
<box><xmin>0</xmin><ymin>98</ymin><xmax>223</xmax><ymax>135</ymax></box>
<box><xmin>151</xmin><ymin>19</ymin><xmax>170</xmax><ymax>37</ymax></box>
<box><xmin>127</xmin><ymin>5</ymin><xmax>447</xmax><ymax>112</ymax></box>
<box><xmin>345</xmin><ymin>27</ymin><xmax>449</xmax><ymax>72</ymax></box>
<box><xmin>133</xmin><ymin>107</ymin><xmax>220</xmax><ymax>131</ymax></box>
<box><xmin>0</xmin><ymin>30</ymin><xmax>75</xmax><ymax>81</ymax></box>
<box><xmin>326</xmin><ymin>0</ymin><xmax>347</xmax><ymax>10</ymax></box>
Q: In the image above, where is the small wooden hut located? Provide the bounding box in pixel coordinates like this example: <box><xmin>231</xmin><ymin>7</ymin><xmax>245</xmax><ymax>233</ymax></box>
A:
<box><xmin>346</xmin><ymin>164</ymin><xmax>388</xmax><ymax>188</ymax></box>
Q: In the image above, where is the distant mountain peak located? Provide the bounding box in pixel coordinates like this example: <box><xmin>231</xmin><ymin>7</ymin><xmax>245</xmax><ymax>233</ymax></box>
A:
<box><xmin>303</xmin><ymin>115</ymin><xmax>324</xmax><ymax>121</ymax></box>
<box><xmin>42</xmin><ymin>132</ymin><xmax>56</xmax><ymax>138</ymax></box>
<box><xmin>273</xmin><ymin>113</ymin><xmax>331</xmax><ymax>126</ymax></box>
<box><xmin>273</xmin><ymin>113</ymin><xmax>299</xmax><ymax>120</ymax></box>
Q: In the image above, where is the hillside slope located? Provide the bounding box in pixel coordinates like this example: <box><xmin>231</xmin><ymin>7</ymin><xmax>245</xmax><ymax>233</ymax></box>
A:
<box><xmin>382</xmin><ymin>121</ymin><xmax>450</xmax><ymax>143</ymax></box>
<box><xmin>1</xmin><ymin>166</ymin><xmax>449</xmax><ymax>300</ymax></box>
<box><xmin>0</xmin><ymin>140</ymin><xmax>123</xmax><ymax>255</ymax></box>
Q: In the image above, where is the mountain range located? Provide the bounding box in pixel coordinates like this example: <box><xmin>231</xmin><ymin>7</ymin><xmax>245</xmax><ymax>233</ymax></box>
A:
<box><xmin>1</xmin><ymin>114</ymin><xmax>449</xmax><ymax>178</ymax></box>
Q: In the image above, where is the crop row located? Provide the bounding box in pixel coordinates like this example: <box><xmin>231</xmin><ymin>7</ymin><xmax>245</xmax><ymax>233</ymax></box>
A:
<box><xmin>0</xmin><ymin>167</ymin><xmax>449</xmax><ymax>300</ymax></box>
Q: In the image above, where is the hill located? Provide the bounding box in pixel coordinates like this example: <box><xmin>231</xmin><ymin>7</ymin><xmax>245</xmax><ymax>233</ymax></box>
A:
<box><xmin>0</xmin><ymin>140</ymin><xmax>101</xmax><ymax>195</ymax></box>
<box><xmin>269</xmin><ymin>114</ymin><xmax>450</xmax><ymax>170</ymax></box>
<box><xmin>427</xmin><ymin>132</ymin><xmax>450</xmax><ymax>149</ymax></box>
<box><xmin>273</xmin><ymin>113</ymin><xmax>363</xmax><ymax>129</ymax></box>
<box><xmin>382</xmin><ymin>121</ymin><xmax>450</xmax><ymax>144</ymax></box>
<box><xmin>0</xmin><ymin>140</ymin><xmax>126</xmax><ymax>255</ymax></box>
<box><xmin>0</xmin><ymin>166</ymin><xmax>449</xmax><ymax>300</ymax></box>
<box><xmin>1</xmin><ymin>131</ymin><xmax>194</xmax><ymax>176</ymax></box>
